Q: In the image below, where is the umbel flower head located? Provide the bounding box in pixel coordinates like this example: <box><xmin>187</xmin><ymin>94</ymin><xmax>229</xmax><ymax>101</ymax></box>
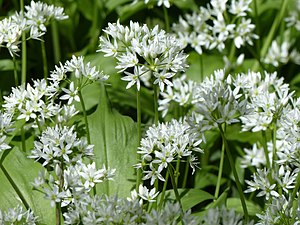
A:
<box><xmin>0</xmin><ymin>1</ymin><xmax>68</xmax><ymax>56</ymax></box>
<box><xmin>136</xmin><ymin>118</ymin><xmax>203</xmax><ymax>185</ymax></box>
<box><xmin>188</xmin><ymin>69</ymin><xmax>248</xmax><ymax>139</ymax></box>
<box><xmin>172</xmin><ymin>0</ymin><xmax>257</xmax><ymax>55</ymax></box>
<box><xmin>98</xmin><ymin>20</ymin><xmax>188</xmax><ymax>91</ymax></box>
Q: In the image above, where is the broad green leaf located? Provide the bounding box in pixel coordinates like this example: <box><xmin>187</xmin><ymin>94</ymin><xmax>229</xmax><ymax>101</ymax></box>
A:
<box><xmin>0</xmin><ymin>147</ymin><xmax>55</xmax><ymax>224</ymax></box>
<box><xmin>77</xmin><ymin>0</ymin><xmax>94</xmax><ymax>21</ymax></box>
<box><xmin>173</xmin><ymin>0</ymin><xmax>197</xmax><ymax>10</ymax></box>
<box><xmin>227</xmin><ymin>197</ymin><xmax>261</xmax><ymax>216</ymax></box>
<box><xmin>85</xmin><ymin>53</ymin><xmax>154</xmax><ymax>117</ymax></box>
<box><xmin>88</xmin><ymin>84</ymin><xmax>138</xmax><ymax>197</ymax></box>
<box><xmin>106</xmin><ymin>0</ymin><xmax>131</xmax><ymax>12</ymax></box>
<box><xmin>186</xmin><ymin>52</ymin><xmax>224</xmax><ymax>82</ymax></box>
<box><xmin>205</xmin><ymin>186</ymin><xmax>230</xmax><ymax>209</ymax></box>
<box><xmin>194</xmin><ymin>169</ymin><xmax>227</xmax><ymax>189</ymax></box>
<box><xmin>0</xmin><ymin>59</ymin><xmax>14</xmax><ymax>71</ymax></box>
<box><xmin>226</xmin><ymin>123</ymin><xmax>262</xmax><ymax>144</ymax></box>
<box><xmin>74</xmin><ymin>82</ymin><xmax>101</xmax><ymax>112</ymax></box>
<box><xmin>165</xmin><ymin>188</ymin><xmax>213</xmax><ymax>211</ymax></box>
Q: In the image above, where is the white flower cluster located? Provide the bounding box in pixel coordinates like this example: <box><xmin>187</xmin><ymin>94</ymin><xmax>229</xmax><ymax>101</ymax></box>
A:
<box><xmin>2</xmin><ymin>55</ymin><xmax>107</xmax><ymax>128</ymax></box>
<box><xmin>0</xmin><ymin>1</ymin><xmax>68</xmax><ymax>56</ymax></box>
<box><xmin>144</xmin><ymin>0</ymin><xmax>171</xmax><ymax>8</ymax></box>
<box><xmin>264</xmin><ymin>39</ymin><xmax>300</xmax><ymax>67</ymax></box>
<box><xmin>63</xmin><ymin>194</ymin><xmax>197</xmax><ymax>225</ymax></box>
<box><xmin>136</xmin><ymin>119</ymin><xmax>202</xmax><ymax>185</ymax></box>
<box><xmin>239</xmin><ymin>71</ymin><xmax>292</xmax><ymax>132</ymax></box>
<box><xmin>49</xmin><ymin>55</ymin><xmax>108</xmax><ymax>105</ymax></box>
<box><xmin>3</xmin><ymin>79</ymin><xmax>61</xmax><ymax>123</ymax></box>
<box><xmin>189</xmin><ymin>69</ymin><xmax>248</xmax><ymax>138</ymax></box>
<box><xmin>285</xmin><ymin>0</ymin><xmax>300</xmax><ymax>31</ymax></box>
<box><xmin>173</xmin><ymin>0</ymin><xmax>257</xmax><ymax>54</ymax></box>
<box><xmin>158</xmin><ymin>75</ymin><xmax>196</xmax><ymax>117</ymax></box>
<box><xmin>98</xmin><ymin>20</ymin><xmax>188</xmax><ymax>91</ymax></box>
<box><xmin>0</xmin><ymin>112</ymin><xmax>14</xmax><ymax>152</ymax></box>
<box><xmin>200</xmin><ymin>205</ymin><xmax>254</xmax><ymax>225</ymax></box>
<box><xmin>29</xmin><ymin>125</ymin><xmax>115</xmax><ymax>208</ymax></box>
<box><xmin>0</xmin><ymin>205</ymin><xmax>38</xmax><ymax>225</ymax></box>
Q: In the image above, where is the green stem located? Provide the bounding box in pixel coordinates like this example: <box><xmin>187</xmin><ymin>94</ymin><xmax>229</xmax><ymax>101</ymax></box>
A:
<box><xmin>163</xmin><ymin>7</ymin><xmax>170</xmax><ymax>33</ymax></box>
<box><xmin>271</xmin><ymin>122</ymin><xmax>277</xmax><ymax>171</ymax></box>
<box><xmin>78</xmin><ymin>90</ymin><xmax>91</xmax><ymax>144</ymax></box>
<box><xmin>175</xmin><ymin>157</ymin><xmax>181</xmax><ymax>186</ymax></box>
<box><xmin>291</xmin><ymin>172</ymin><xmax>300</xmax><ymax>223</ymax></box>
<box><xmin>218</xmin><ymin>125</ymin><xmax>249</xmax><ymax>221</ymax></box>
<box><xmin>51</xmin><ymin>21</ymin><xmax>61</xmax><ymax>63</ymax></box>
<box><xmin>12</xmin><ymin>55</ymin><xmax>19</xmax><ymax>87</ymax></box>
<box><xmin>153</xmin><ymin>84</ymin><xmax>159</xmax><ymax>124</ymax></box>
<box><xmin>168</xmin><ymin>165</ymin><xmax>183</xmax><ymax>213</ymax></box>
<box><xmin>252</xmin><ymin>0</ymin><xmax>289</xmax><ymax>71</ymax></box>
<box><xmin>215</xmin><ymin>139</ymin><xmax>225</xmax><ymax>199</ymax></box>
<box><xmin>20</xmin><ymin>0</ymin><xmax>26</xmax><ymax>84</ymax></box>
<box><xmin>261</xmin><ymin>131</ymin><xmax>271</xmax><ymax>169</ymax></box>
<box><xmin>252</xmin><ymin>0</ymin><xmax>261</xmax><ymax>60</ymax></box>
<box><xmin>200</xmin><ymin>54</ymin><xmax>204</xmax><ymax>81</ymax></box>
<box><xmin>35</xmin><ymin>118</ymin><xmax>43</xmax><ymax>134</ymax></box>
<box><xmin>21</xmin><ymin>125</ymin><xmax>26</xmax><ymax>152</ymax></box>
<box><xmin>41</xmin><ymin>39</ymin><xmax>48</xmax><ymax>82</ymax></box>
<box><xmin>158</xmin><ymin>170</ymin><xmax>169</xmax><ymax>208</ymax></box>
<box><xmin>182</xmin><ymin>159</ymin><xmax>189</xmax><ymax>188</ymax></box>
<box><xmin>136</xmin><ymin>90</ymin><xmax>142</xmax><ymax>190</ymax></box>
<box><xmin>55</xmin><ymin>202</ymin><xmax>61</xmax><ymax>225</ymax></box>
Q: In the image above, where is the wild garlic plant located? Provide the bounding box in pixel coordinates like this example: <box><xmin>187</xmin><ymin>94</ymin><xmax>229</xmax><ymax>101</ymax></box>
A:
<box><xmin>0</xmin><ymin>0</ymin><xmax>68</xmax><ymax>85</ymax></box>
<box><xmin>172</xmin><ymin>0</ymin><xmax>257</xmax><ymax>73</ymax></box>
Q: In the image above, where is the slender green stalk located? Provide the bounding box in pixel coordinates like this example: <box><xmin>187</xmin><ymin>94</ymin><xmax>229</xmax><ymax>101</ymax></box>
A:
<box><xmin>78</xmin><ymin>90</ymin><xmax>91</xmax><ymax>144</ymax></box>
<box><xmin>214</xmin><ymin>140</ymin><xmax>225</xmax><ymax>199</ymax></box>
<box><xmin>21</xmin><ymin>125</ymin><xmax>26</xmax><ymax>152</ymax></box>
<box><xmin>168</xmin><ymin>165</ymin><xmax>183</xmax><ymax>213</ymax></box>
<box><xmin>175</xmin><ymin>157</ymin><xmax>181</xmax><ymax>186</ymax></box>
<box><xmin>218</xmin><ymin>125</ymin><xmax>249</xmax><ymax>221</ymax></box>
<box><xmin>252</xmin><ymin>0</ymin><xmax>261</xmax><ymax>60</ymax></box>
<box><xmin>35</xmin><ymin>118</ymin><xmax>43</xmax><ymax>134</ymax></box>
<box><xmin>252</xmin><ymin>0</ymin><xmax>289</xmax><ymax>71</ymax></box>
<box><xmin>51</xmin><ymin>21</ymin><xmax>61</xmax><ymax>64</ymax></box>
<box><xmin>153</xmin><ymin>84</ymin><xmax>159</xmax><ymax>124</ymax></box>
<box><xmin>261</xmin><ymin>131</ymin><xmax>271</xmax><ymax>169</ymax></box>
<box><xmin>20</xmin><ymin>0</ymin><xmax>26</xmax><ymax>84</ymax></box>
<box><xmin>182</xmin><ymin>159</ymin><xmax>189</xmax><ymax>188</ymax></box>
<box><xmin>158</xmin><ymin>170</ymin><xmax>169</xmax><ymax>208</ymax></box>
<box><xmin>136</xmin><ymin>90</ymin><xmax>142</xmax><ymax>190</ymax></box>
<box><xmin>55</xmin><ymin>202</ymin><xmax>61</xmax><ymax>225</ymax></box>
<box><xmin>12</xmin><ymin>55</ymin><xmax>19</xmax><ymax>86</ymax></box>
<box><xmin>163</xmin><ymin>7</ymin><xmax>170</xmax><ymax>33</ymax></box>
<box><xmin>200</xmin><ymin>54</ymin><xmax>204</xmax><ymax>81</ymax></box>
<box><xmin>271</xmin><ymin>122</ymin><xmax>277</xmax><ymax>171</ymax></box>
<box><xmin>291</xmin><ymin>172</ymin><xmax>300</xmax><ymax>223</ymax></box>
<box><xmin>41</xmin><ymin>39</ymin><xmax>48</xmax><ymax>82</ymax></box>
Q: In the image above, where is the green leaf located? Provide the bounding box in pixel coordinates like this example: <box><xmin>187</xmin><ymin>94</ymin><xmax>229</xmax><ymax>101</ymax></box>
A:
<box><xmin>186</xmin><ymin>52</ymin><xmax>224</xmax><ymax>82</ymax></box>
<box><xmin>0</xmin><ymin>59</ymin><xmax>14</xmax><ymax>71</ymax></box>
<box><xmin>88</xmin><ymin>84</ymin><xmax>138</xmax><ymax>197</ymax></box>
<box><xmin>173</xmin><ymin>0</ymin><xmax>197</xmax><ymax>10</ymax></box>
<box><xmin>106</xmin><ymin>0</ymin><xmax>131</xmax><ymax>13</ymax></box>
<box><xmin>226</xmin><ymin>197</ymin><xmax>261</xmax><ymax>216</ymax></box>
<box><xmin>74</xmin><ymin>82</ymin><xmax>101</xmax><ymax>112</ymax></box>
<box><xmin>165</xmin><ymin>188</ymin><xmax>213</xmax><ymax>211</ymax></box>
<box><xmin>0</xmin><ymin>147</ymin><xmax>55</xmax><ymax>224</ymax></box>
<box><xmin>226</xmin><ymin>123</ymin><xmax>262</xmax><ymax>144</ymax></box>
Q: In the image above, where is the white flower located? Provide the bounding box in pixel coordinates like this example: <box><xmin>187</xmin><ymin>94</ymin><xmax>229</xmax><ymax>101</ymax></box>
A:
<box><xmin>60</xmin><ymin>82</ymin><xmax>80</xmax><ymax>105</ymax></box>
<box><xmin>138</xmin><ymin>184</ymin><xmax>159</xmax><ymax>202</ymax></box>
<box><xmin>121</xmin><ymin>66</ymin><xmax>147</xmax><ymax>90</ymax></box>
